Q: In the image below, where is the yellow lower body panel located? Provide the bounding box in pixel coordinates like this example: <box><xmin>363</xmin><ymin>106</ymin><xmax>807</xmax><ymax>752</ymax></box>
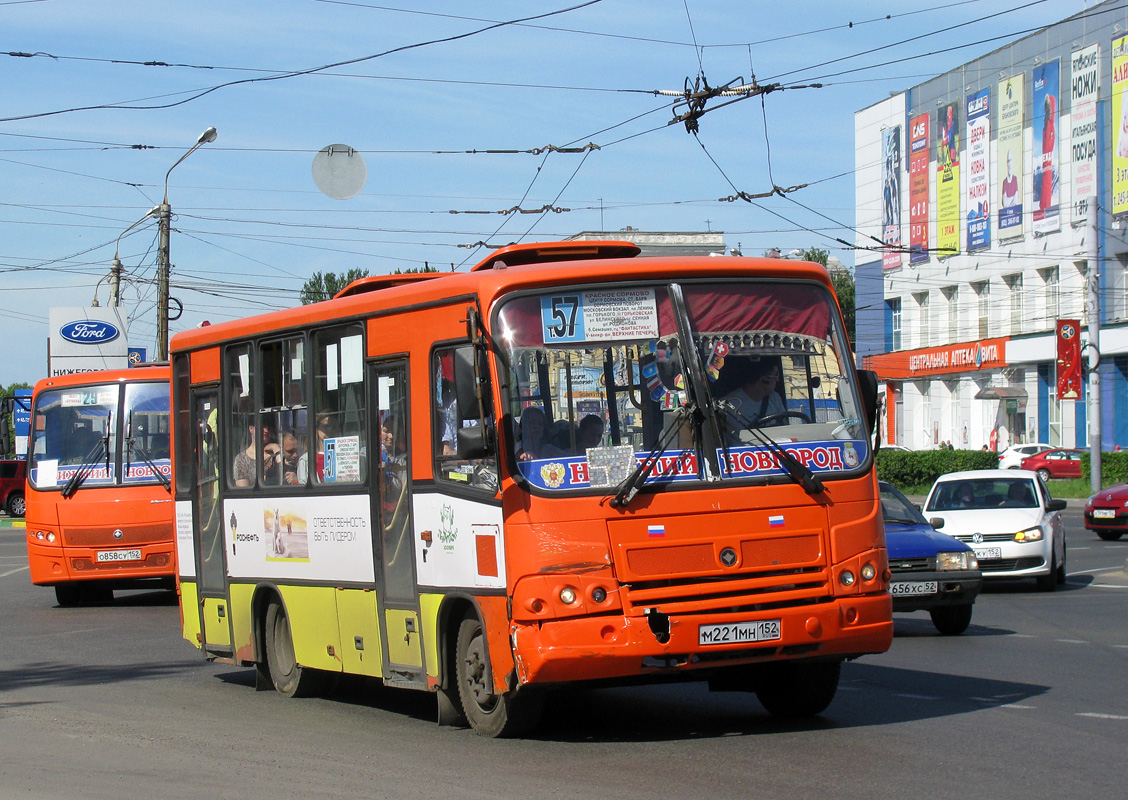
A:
<box><xmin>179</xmin><ymin>580</ymin><xmax>202</xmax><ymax>650</ymax></box>
<box><xmin>336</xmin><ymin>587</ymin><xmax>384</xmax><ymax>677</ymax></box>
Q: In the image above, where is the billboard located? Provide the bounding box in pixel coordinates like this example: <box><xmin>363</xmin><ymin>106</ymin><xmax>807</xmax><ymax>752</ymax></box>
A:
<box><xmin>1070</xmin><ymin>44</ymin><xmax>1100</xmax><ymax>224</ymax></box>
<box><xmin>48</xmin><ymin>307</ymin><xmax>129</xmax><ymax>377</ymax></box>
<box><xmin>965</xmin><ymin>89</ymin><xmax>990</xmax><ymax>251</ymax></box>
<box><xmin>997</xmin><ymin>74</ymin><xmax>1025</xmax><ymax>237</ymax></box>
<box><xmin>1113</xmin><ymin>35</ymin><xmax>1128</xmax><ymax>219</ymax></box>
<box><xmin>908</xmin><ymin>113</ymin><xmax>930</xmax><ymax>265</ymax></box>
<box><xmin>1032</xmin><ymin>59</ymin><xmax>1060</xmax><ymax>234</ymax></box>
<box><xmin>936</xmin><ymin>102</ymin><xmax>960</xmax><ymax>256</ymax></box>
<box><xmin>882</xmin><ymin>125</ymin><xmax>902</xmax><ymax>271</ymax></box>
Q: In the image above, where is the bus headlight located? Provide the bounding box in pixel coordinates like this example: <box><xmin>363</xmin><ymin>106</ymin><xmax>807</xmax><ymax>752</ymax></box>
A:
<box><xmin>839</xmin><ymin>570</ymin><xmax>856</xmax><ymax>587</ymax></box>
<box><xmin>860</xmin><ymin>563</ymin><xmax>876</xmax><ymax>581</ymax></box>
<box><xmin>559</xmin><ymin>586</ymin><xmax>577</xmax><ymax>605</ymax></box>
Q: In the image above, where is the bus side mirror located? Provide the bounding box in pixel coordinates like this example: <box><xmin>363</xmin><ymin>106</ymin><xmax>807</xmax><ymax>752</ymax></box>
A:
<box><xmin>453</xmin><ymin>346</ymin><xmax>485</xmax><ymax>423</ymax></box>
<box><xmin>456</xmin><ymin>424</ymin><xmax>493</xmax><ymax>459</ymax></box>
<box><xmin>858</xmin><ymin>369</ymin><xmax>878</xmax><ymax>436</ymax></box>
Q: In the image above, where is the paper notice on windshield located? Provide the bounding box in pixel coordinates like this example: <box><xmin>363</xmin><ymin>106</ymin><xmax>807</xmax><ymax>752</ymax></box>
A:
<box><xmin>38</xmin><ymin>459</ymin><xmax>59</xmax><ymax>486</ymax></box>
<box><xmin>541</xmin><ymin>289</ymin><xmax>658</xmax><ymax>343</ymax></box>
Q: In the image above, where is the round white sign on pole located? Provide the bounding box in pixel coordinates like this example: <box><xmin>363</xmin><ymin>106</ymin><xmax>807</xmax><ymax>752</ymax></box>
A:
<box><xmin>312</xmin><ymin>144</ymin><xmax>367</xmax><ymax>199</ymax></box>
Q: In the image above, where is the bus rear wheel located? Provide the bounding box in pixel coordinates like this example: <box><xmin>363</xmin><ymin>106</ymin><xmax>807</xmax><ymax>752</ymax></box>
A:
<box><xmin>264</xmin><ymin>600</ymin><xmax>324</xmax><ymax>698</ymax></box>
<box><xmin>455</xmin><ymin>615</ymin><xmax>542</xmax><ymax>737</ymax></box>
<box><xmin>754</xmin><ymin>660</ymin><xmax>841</xmax><ymax>718</ymax></box>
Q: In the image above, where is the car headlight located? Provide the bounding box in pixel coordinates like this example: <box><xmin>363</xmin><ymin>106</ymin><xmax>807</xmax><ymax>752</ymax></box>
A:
<box><xmin>936</xmin><ymin>551</ymin><xmax>976</xmax><ymax>571</ymax></box>
<box><xmin>1014</xmin><ymin>526</ymin><xmax>1044</xmax><ymax>542</ymax></box>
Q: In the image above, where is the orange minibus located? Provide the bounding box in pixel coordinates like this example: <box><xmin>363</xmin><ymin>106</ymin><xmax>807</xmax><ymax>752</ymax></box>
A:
<box><xmin>25</xmin><ymin>365</ymin><xmax>174</xmax><ymax>605</ymax></box>
<box><xmin>172</xmin><ymin>241</ymin><xmax>891</xmax><ymax>736</ymax></box>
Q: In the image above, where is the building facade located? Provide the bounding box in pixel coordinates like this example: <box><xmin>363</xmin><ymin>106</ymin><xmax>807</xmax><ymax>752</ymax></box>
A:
<box><xmin>855</xmin><ymin>0</ymin><xmax>1128</xmax><ymax>451</ymax></box>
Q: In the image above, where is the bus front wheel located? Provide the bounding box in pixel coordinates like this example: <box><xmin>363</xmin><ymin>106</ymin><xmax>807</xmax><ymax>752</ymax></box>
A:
<box><xmin>264</xmin><ymin>600</ymin><xmax>324</xmax><ymax>698</ymax></box>
<box><xmin>455</xmin><ymin>615</ymin><xmax>542</xmax><ymax>737</ymax></box>
<box><xmin>754</xmin><ymin>660</ymin><xmax>841</xmax><ymax>718</ymax></box>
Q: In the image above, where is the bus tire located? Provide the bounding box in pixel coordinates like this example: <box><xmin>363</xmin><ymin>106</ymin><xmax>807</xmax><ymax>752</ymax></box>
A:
<box><xmin>755</xmin><ymin>660</ymin><xmax>841</xmax><ymax>718</ymax></box>
<box><xmin>54</xmin><ymin>583</ymin><xmax>82</xmax><ymax>607</ymax></box>
<box><xmin>264</xmin><ymin>600</ymin><xmax>324</xmax><ymax>698</ymax></box>
<box><xmin>455</xmin><ymin>615</ymin><xmax>542</xmax><ymax>737</ymax></box>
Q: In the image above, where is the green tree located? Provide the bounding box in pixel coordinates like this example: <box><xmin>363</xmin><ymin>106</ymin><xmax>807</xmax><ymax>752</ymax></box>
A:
<box><xmin>299</xmin><ymin>269</ymin><xmax>370</xmax><ymax>304</ymax></box>
<box><xmin>1</xmin><ymin>382</ymin><xmax>32</xmax><ymax>458</ymax></box>
<box><xmin>802</xmin><ymin>247</ymin><xmax>855</xmax><ymax>344</ymax></box>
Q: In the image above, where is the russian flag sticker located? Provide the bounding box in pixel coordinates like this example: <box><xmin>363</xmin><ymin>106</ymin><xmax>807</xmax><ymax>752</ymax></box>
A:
<box><xmin>648</xmin><ymin>525</ymin><xmax>665</xmax><ymax>537</ymax></box>
<box><xmin>768</xmin><ymin>515</ymin><xmax>785</xmax><ymax>527</ymax></box>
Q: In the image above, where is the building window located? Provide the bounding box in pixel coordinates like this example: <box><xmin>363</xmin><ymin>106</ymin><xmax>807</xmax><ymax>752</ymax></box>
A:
<box><xmin>886</xmin><ymin>298</ymin><xmax>902</xmax><ymax>351</ymax></box>
<box><xmin>914</xmin><ymin>291</ymin><xmax>930</xmax><ymax>348</ymax></box>
<box><xmin>1040</xmin><ymin>266</ymin><xmax>1059</xmax><ymax>326</ymax></box>
<box><xmin>974</xmin><ymin>281</ymin><xmax>990</xmax><ymax>339</ymax></box>
<box><xmin>943</xmin><ymin>285</ymin><xmax>958</xmax><ymax>343</ymax></box>
<box><xmin>1006</xmin><ymin>274</ymin><xmax>1023</xmax><ymax>335</ymax></box>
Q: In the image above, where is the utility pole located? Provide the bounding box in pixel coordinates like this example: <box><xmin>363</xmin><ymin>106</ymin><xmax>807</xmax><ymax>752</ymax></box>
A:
<box><xmin>157</xmin><ymin>126</ymin><xmax>217</xmax><ymax>361</ymax></box>
<box><xmin>1087</xmin><ymin>194</ymin><xmax>1101</xmax><ymax>493</ymax></box>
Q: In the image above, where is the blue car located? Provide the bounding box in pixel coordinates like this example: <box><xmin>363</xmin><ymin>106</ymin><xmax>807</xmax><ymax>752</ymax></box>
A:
<box><xmin>880</xmin><ymin>481</ymin><xmax>982</xmax><ymax>635</ymax></box>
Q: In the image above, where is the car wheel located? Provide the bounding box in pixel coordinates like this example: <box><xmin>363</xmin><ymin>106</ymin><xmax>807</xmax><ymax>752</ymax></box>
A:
<box><xmin>5</xmin><ymin>492</ymin><xmax>25</xmax><ymax>517</ymax></box>
<box><xmin>1056</xmin><ymin>540</ymin><xmax>1067</xmax><ymax>585</ymax></box>
<box><xmin>1096</xmin><ymin>530</ymin><xmax>1123</xmax><ymax>541</ymax></box>
<box><xmin>755</xmin><ymin>660</ymin><xmax>841</xmax><ymax>718</ymax></box>
<box><xmin>929</xmin><ymin>604</ymin><xmax>973</xmax><ymax>635</ymax></box>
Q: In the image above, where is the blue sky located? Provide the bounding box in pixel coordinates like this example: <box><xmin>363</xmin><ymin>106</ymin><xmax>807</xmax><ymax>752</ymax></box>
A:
<box><xmin>0</xmin><ymin>0</ymin><xmax>1084</xmax><ymax>385</ymax></box>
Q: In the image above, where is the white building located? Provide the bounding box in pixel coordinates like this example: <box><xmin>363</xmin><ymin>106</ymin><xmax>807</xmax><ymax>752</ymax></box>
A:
<box><xmin>854</xmin><ymin>0</ymin><xmax>1128</xmax><ymax>451</ymax></box>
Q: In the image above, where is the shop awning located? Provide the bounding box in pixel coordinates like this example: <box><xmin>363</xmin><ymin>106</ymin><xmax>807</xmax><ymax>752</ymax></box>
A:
<box><xmin>974</xmin><ymin>386</ymin><xmax>1027</xmax><ymax>400</ymax></box>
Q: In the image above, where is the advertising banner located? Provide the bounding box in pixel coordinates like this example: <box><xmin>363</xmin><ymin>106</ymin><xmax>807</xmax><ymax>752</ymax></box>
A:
<box><xmin>997</xmin><ymin>74</ymin><xmax>1025</xmax><ymax>237</ymax></box>
<box><xmin>1032</xmin><ymin>59</ymin><xmax>1061</xmax><ymax>234</ymax></box>
<box><xmin>1071</xmin><ymin>44</ymin><xmax>1100</xmax><ymax>224</ymax></box>
<box><xmin>908</xmin><ymin>113</ymin><xmax>930</xmax><ymax>265</ymax></box>
<box><xmin>966</xmin><ymin>89</ymin><xmax>991</xmax><ymax>251</ymax></box>
<box><xmin>882</xmin><ymin>125</ymin><xmax>902</xmax><ymax>270</ymax></box>
<box><xmin>1056</xmin><ymin>319</ymin><xmax>1082</xmax><ymax>400</ymax></box>
<box><xmin>1112</xmin><ymin>35</ymin><xmax>1128</xmax><ymax>219</ymax></box>
<box><xmin>936</xmin><ymin>102</ymin><xmax>961</xmax><ymax>255</ymax></box>
<box><xmin>48</xmin><ymin>307</ymin><xmax>129</xmax><ymax>377</ymax></box>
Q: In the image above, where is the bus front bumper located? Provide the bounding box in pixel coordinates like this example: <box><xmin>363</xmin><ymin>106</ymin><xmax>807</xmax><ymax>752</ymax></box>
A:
<box><xmin>510</xmin><ymin>593</ymin><xmax>892</xmax><ymax>685</ymax></box>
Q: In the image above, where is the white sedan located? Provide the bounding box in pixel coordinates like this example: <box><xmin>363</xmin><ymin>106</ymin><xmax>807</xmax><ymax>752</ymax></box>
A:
<box><xmin>922</xmin><ymin>469</ymin><xmax>1067</xmax><ymax>591</ymax></box>
<box><xmin>996</xmin><ymin>442</ymin><xmax>1053</xmax><ymax>469</ymax></box>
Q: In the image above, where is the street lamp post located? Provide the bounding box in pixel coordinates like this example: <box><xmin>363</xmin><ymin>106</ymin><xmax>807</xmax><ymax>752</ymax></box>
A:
<box><xmin>156</xmin><ymin>126</ymin><xmax>217</xmax><ymax>360</ymax></box>
<box><xmin>94</xmin><ymin>208</ymin><xmax>158</xmax><ymax>308</ymax></box>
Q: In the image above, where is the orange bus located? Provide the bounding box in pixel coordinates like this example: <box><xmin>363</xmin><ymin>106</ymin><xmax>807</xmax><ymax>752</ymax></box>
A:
<box><xmin>172</xmin><ymin>241</ymin><xmax>891</xmax><ymax>736</ymax></box>
<box><xmin>25</xmin><ymin>365</ymin><xmax>175</xmax><ymax>605</ymax></box>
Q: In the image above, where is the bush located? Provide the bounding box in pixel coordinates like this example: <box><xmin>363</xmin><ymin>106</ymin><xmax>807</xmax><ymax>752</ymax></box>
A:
<box><xmin>876</xmin><ymin>448</ymin><xmax>997</xmax><ymax>490</ymax></box>
<box><xmin>1080</xmin><ymin>451</ymin><xmax>1128</xmax><ymax>486</ymax></box>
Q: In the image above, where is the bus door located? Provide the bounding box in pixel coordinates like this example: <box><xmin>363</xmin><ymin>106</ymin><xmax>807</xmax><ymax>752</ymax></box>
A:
<box><xmin>369</xmin><ymin>361</ymin><xmax>424</xmax><ymax>687</ymax></box>
<box><xmin>192</xmin><ymin>389</ymin><xmax>232</xmax><ymax>657</ymax></box>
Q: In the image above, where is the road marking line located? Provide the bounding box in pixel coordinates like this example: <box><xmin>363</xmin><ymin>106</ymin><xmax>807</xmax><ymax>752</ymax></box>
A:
<box><xmin>999</xmin><ymin>704</ymin><xmax>1037</xmax><ymax>709</ymax></box>
<box><xmin>1077</xmin><ymin>712</ymin><xmax>1128</xmax><ymax>720</ymax></box>
<box><xmin>0</xmin><ymin>566</ymin><xmax>30</xmax><ymax>577</ymax></box>
<box><xmin>894</xmin><ymin>693</ymin><xmax>941</xmax><ymax>700</ymax></box>
<box><xmin>1055</xmin><ymin>639</ymin><xmax>1087</xmax><ymax>644</ymax></box>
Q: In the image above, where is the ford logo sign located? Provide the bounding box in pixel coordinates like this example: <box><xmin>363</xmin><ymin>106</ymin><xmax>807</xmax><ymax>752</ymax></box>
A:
<box><xmin>59</xmin><ymin>320</ymin><xmax>120</xmax><ymax>344</ymax></box>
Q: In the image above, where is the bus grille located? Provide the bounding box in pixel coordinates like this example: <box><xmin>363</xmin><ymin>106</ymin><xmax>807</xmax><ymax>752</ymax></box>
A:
<box><xmin>62</xmin><ymin>524</ymin><xmax>171</xmax><ymax>547</ymax></box>
<box><xmin>622</xmin><ymin>567</ymin><xmax>829</xmax><ymax>616</ymax></box>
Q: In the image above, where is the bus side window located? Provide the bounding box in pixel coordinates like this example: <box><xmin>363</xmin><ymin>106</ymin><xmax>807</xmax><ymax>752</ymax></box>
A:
<box><xmin>311</xmin><ymin>324</ymin><xmax>366</xmax><ymax>485</ymax></box>
<box><xmin>260</xmin><ymin>336</ymin><xmax>307</xmax><ymax>487</ymax></box>
<box><xmin>433</xmin><ymin>345</ymin><xmax>497</xmax><ymax>493</ymax></box>
<box><xmin>225</xmin><ymin>344</ymin><xmax>260</xmax><ymax>489</ymax></box>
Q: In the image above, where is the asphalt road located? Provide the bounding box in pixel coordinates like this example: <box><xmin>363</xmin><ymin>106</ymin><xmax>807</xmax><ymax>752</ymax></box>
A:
<box><xmin>1</xmin><ymin>505</ymin><xmax>1125</xmax><ymax>799</ymax></box>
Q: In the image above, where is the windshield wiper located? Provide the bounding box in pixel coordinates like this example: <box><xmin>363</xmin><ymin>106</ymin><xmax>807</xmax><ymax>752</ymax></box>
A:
<box><xmin>716</xmin><ymin>400</ymin><xmax>824</xmax><ymax>496</ymax></box>
<box><xmin>609</xmin><ymin>403</ymin><xmax>694</xmax><ymax>509</ymax></box>
<box><xmin>61</xmin><ymin>429</ymin><xmax>109</xmax><ymax>498</ymax></box>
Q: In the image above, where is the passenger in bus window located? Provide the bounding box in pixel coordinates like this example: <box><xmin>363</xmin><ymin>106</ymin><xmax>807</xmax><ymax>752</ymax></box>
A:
<box><xmin>576</xmin><ymin>414</ymin><xmax>605</xmax><ymax>453</ymax></box>
<box><xmin>234</xmin><ymin>423</ymin><xmax>276</xmax><ymax>487</ymax></box>
<box><xmin>518</xmin><ymin>406</ymin><xmax>547</xmax><ymax>461</ymax></box>
<box><xmin>280</xmin><ymin>432</ymin><xmax>303</xmax><ymax>485</ymax></box>
<box><xmin>299</xmin><ymin>413</ymin><xmax>335</xmax><ymax>483</ymax></box>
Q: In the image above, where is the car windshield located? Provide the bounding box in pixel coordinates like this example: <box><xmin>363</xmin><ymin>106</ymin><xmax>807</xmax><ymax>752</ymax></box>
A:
<box><xmin>879</xmin><ymin>483</ymin><xmax>928</xmax><ymax>524</ymax></box>
<box><xmin>494</xmin><ymin>279</ymin><xmax>869</xmax><ymax>493</ymax></box>
<box><xmin>927</xmin><ymin>477</ymin><xmax>1038</xmax><ymax>511</ymax></box>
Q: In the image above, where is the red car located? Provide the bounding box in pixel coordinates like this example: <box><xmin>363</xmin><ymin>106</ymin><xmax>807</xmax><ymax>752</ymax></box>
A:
<box><xmin>0</xmin><ymin>459</ymin><xmax>26</xmax><ymax>517</ymax></box>
<box><xmin>1020</xmin><ymin>448</ymin><xmax>1083</xmax><ymax>481</ymax></box>
<box><xmin>1085</xmin><ymin>483</ymin><xmax>1128</xmax><ymax>541</ymax></box>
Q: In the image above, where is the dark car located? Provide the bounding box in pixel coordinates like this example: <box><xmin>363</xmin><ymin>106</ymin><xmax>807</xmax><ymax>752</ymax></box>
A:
<box><xmin>879</xmin><ymin>481</ymin><xmax>982</xmax><ymax>635</ymax></box>
<box><xmin>1084</xmin><ymin>482</ymin><xmax>1128</xmax><ymax>541</ymax></box>
<box><xmin>1020</xmin><ymin>448</ymin><xmax>1083</xmax><ymax>481</ymax></box>
<box><xmin>0</xmin><ymin>458</ymin><xmax>26</xmax><ymax>517</ymax></box>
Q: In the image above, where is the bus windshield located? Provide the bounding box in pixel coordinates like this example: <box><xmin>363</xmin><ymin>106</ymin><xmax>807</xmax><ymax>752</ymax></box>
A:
<box><xmin>495</xmin><ymin>279</ymin><xmax>868</xmax><ymax>492</ymax></box>
<box><xmin>29</xmin><ymin>381</ymin><xmax>170</xmax><ymax>490</ymax></box>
